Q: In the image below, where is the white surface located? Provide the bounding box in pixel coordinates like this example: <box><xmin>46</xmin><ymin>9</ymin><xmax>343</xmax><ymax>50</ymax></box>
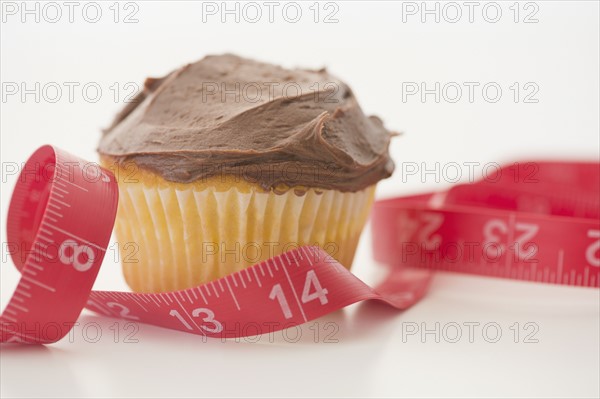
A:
<box><xmin>1</xmin><ymin>1</ymin><xmax>599</xmax><ymax>398</ymax></box>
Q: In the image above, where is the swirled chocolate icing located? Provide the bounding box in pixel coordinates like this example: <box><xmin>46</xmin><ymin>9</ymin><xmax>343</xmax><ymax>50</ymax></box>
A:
<box><xmin>98</xmin><ymin>54</ymin><xmax>394</xmax><ymax>192</ymax></box>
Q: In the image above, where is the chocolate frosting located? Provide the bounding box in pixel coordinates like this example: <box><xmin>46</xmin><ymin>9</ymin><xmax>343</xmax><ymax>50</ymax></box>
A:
<box><xmin>98</xmin><ymin>54</ymin><xmax>394</xmax><ymax>192</ymax></box>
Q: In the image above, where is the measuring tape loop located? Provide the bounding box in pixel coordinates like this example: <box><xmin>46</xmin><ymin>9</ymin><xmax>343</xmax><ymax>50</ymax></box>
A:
<box><xmin>1</xmin><ymin>147</ymin><xmax>598</xmax><ymax>344</ymax></box>
<box><xmin>1</xmin><ymin>146</ymin><xmax>431</xmax><ymax>343</ymax></box>
<box><xmin>3</xmin><ymin>145</ymin><xmax>118</xmax><ymax>343</ymax></box>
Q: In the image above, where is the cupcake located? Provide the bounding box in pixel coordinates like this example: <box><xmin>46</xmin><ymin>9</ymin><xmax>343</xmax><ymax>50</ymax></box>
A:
<box><xmin>98</xmin><ymin>54</ymin><xmax>394</xmax><ymax>293</ymax></box>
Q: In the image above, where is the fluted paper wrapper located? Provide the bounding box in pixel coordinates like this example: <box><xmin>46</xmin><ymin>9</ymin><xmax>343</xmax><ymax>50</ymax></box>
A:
<box><xmin>110</xmin><ymin>168</ymin><xmax>376</xmax><ymax>293</ymax></box>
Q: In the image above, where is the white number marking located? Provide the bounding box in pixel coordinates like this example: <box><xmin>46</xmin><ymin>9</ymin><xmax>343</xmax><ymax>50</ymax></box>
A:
<box><xmin>169</xmin><ymin>309</ymin><xmax>192</xmax><ymax>330</ymax></box>
<box><xmin>586</xmin><ymin>229</ymin><xmax>600</xmax><ymax>267</ymax></box>
<box><xmin>191</xmin><ymin>308</ymin><xmax>223</xmax><ymax>333</ymax></box>
<box><xmin>58</xmin><ymin>239</ymin><xmax>94</xmax><ymax>272</ymax></box>
<box><xmin>107</xmin><ymin>302</ymin><xmax>139</xmax><ymax>320</ymax></box>
<box><xmin>169</xmin><ymin>308</ymin><xmax>223</xmax><ymax>333</ymax></box>
<box><xmin>270</xmin><ymin>271</ymin><xmax>329</xmax><ymax>319</ymax></box>
<box><xmin>483</xmin><ymin>219</ymin><xmax>539</xmax><ymax>260</ymax></box>
<box><xmin>301</xmin><ymin>270</ymin><xmax>329</xmax><ymax>305</ymax></box>
<box><xmin>269</xmin><ymin>283</ymin><xmax>292</xmax><ymax>319</ymax></box>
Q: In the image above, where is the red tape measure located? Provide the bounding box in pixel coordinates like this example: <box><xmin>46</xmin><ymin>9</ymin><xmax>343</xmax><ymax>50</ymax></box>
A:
<box><xmin>1</xmin><ymin>146</ymin><xmax>598</xmax><ymax>344</ymax></box>
<box><xmin>372</xmin><ymin>162</ymin><xmax>600</xmax><ymax>285</ymax></box>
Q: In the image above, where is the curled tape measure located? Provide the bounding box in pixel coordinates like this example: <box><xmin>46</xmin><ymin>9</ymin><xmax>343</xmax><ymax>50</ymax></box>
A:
<box><xmin>372</xmin><ymin>162</ymin><xmax>600</xmax><ymax>285</ymax></box>
<box><xmin>1</xmin><ymin>146</ymin><xmax>598</xmax><ymax>344</ymax></box>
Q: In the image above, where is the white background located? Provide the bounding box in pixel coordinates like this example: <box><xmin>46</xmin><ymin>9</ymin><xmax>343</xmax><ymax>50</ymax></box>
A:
<box><xmin>1</xmin><ymin>1</ymin><xmax>599</xmax><ymax>398</ymax></box>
